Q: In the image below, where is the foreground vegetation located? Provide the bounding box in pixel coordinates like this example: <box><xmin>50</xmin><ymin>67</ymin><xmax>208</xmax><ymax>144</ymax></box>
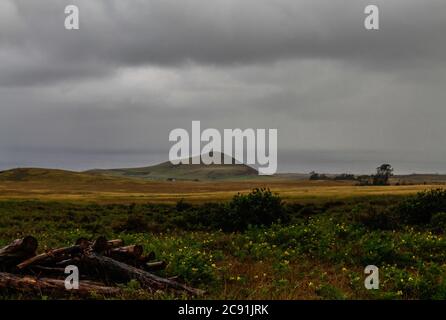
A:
<box><xmin>1</xmin><ymin>188</ymin><xmax>446</xmax><ymax>299</ymax></box>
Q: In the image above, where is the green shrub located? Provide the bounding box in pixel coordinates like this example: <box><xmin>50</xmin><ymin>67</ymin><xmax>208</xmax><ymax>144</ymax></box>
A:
<box><xmin>356</xmin><ymin>232</ymin><xmax>401</xmax><ymax>265</ymax></box>
<box><xmin>166</xmin><ymin>249</ymin><xmax>217</xmax><ymax>286</ymax></box>
<box><xmin>112</xmin><ymin>215</ymin><xmax>158</xmax><ymax>233</ymax></box>
<box><xmin>430</xmin><ymin>212</ymin><xmax>446</xmax><ymax>233</ymax></box>
<box><xmin>174</xmin><ymin>203</ymin><xmax>227</xmax><ymax>230</ymax></box>
<box><xmin>176</xmin><ymin>199</ymin><xmax>192</xmax><ymax>212</ymax></box>
<box><xmin>298</xmin><ymin>204</ymin><xmax>320</xmax><ymax>216</ymax></box>
<box><xmin>397</xmin><ymin>189</ymin><xmax>446</xmax><ymax>225</ymax></box>
<box><xmin>316</xmin><ymin>284</ymin><xmax>347</xmax><ymax>300</ymax></box>
<box><xmin>216</xmin><ymin>188</ymin><xmax>287</xmax><ymax>232</ymax></box>
<box><xmin>354</xmin><ymin>207</ymin><xmax>397</xmax><ymax>230</ymax></box>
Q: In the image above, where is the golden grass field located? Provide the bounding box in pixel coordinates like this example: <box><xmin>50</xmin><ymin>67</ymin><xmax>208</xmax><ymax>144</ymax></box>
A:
<box><xmin>0</xmin><ymin>172</ymin><xmax>441</xmax><ymax>204</ymax></box>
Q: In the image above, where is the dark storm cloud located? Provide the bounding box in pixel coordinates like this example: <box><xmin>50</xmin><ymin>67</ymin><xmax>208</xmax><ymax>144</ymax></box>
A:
<box><xmin>1</xmin><ymin>0</ymin><xmax>446</xmax><ymax>173</ymax></box>
<box><xmin>1</xmin><ymin>0</ymin><xmax>446</xmax><ymax>86</ymax></box>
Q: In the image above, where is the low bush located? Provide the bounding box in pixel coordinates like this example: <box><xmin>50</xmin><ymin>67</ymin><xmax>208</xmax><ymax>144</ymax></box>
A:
<box><xmin>112</xmin><ymin>215</ymin><xmax>159</xmax><ymax>233</ymax></box>
<box><xmin>430</xmin><ymin>212</ymin><xmax>446</xmax><ymax>233</ymax></box>
<box><xmin>396</xmin><ymin>189</ymin><xmax>446</xmax><ymax>225</ymax></box>
<box><xmin>215</xmin><ymin>188</ymin><xmax>288</xmax><ymax>232</ymax></box>
<box><xmin>354</xmin><ymin>207</ymin><xmax>397</xmax><ymax>230</ymax></box>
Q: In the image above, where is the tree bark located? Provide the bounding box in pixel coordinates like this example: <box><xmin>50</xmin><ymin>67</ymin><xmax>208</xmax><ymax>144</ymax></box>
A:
<box><xmin>144</xmin><ymin>261</ymin><xmax>167</xmax><ymax>271</ymax></box>
<box><xmin>0</xmin><ymin>237</ymin><xmax>38</xmax><ymax>271</ymax></box>
<box><xmin>107</xmin><ymin>239</ymin><xmax>124</xmax><ymax>248</ymax></box>
<box><xmin>0</xmin><ymin>272</ymin><xmax>121</xmax><ymax>297</ymax></box>
<box><xmin>110</xmin><ymin>245</ymin><xmax>143</xmax><ymax>258</ymax></box>
<box><xmin>17</xmin><ymin>245</ymin><xmax>82</xmax><ymax>270</ymax></box>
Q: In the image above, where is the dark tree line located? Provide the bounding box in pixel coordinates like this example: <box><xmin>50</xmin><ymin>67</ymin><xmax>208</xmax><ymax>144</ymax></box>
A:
<box><xmin>309</xmin><ymin>164</ymin><xmax>394</xmax><ymax>186</ymax></box>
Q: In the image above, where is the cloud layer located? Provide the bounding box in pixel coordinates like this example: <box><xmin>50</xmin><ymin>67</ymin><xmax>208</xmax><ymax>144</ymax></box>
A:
<box><xmin>1</xmin><ymin>0</ymin><xmax>446</xmax><ymax>173</ymax></box>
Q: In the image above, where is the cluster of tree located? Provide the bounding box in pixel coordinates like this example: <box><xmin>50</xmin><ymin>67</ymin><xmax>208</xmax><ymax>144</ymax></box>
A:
<box><xmin>333</xmin><ymin>173</ymin><xmax>356</xmax><ymax>181</ymax></box>
<box><xmin>309</xmin><ymin>171</ymin><xmax>329</xmax><ymax>180</ymax></box>
<box><xmin>309</xmin><ymin>164</ymin><xmax>394</xmax><ymax>186</ymax></box>
<box><xmin>309</xmin><ymin>171</ymin><xmax>356</xmax><ymax>181</ymax></box>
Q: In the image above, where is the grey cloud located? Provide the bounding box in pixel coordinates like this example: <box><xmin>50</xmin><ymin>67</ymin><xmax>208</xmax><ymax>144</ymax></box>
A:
<box><xmin>0</xmin><ymin>0</ymin><xmax>446</xmax><ymax>173</ymax></box>
<box><xmin>1</xmin><ymin>0</ymin><xmax>446</xmax><ymax>86</ymax></box>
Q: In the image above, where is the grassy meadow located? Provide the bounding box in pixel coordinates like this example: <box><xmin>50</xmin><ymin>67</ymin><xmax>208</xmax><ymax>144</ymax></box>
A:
<box><xmin>1</xmin><ymin>174</ymin><xmax>446</xmax><ymax>299</ymax></box>
<box><xmin>0</xmin><ymin>168</ymin><xmax>441</xmax><ymax>204</ymax></box>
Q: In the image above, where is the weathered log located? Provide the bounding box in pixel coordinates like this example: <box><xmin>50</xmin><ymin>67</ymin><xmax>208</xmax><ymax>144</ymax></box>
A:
<box><xmin>110</xmin><ymin>245</ymin><xmax>143</xmax><ymax>258</ymax></box>
<box><xmin>30</xmin><ymin>266</ymin><xmax>66</xmax><ymax>274</ymax></box>
<box><xmin>0</xmin><ymin>236</ymin><xmax>37</xmax><ymax>255</ymax></box>
<box><xmin>144</xmin><ymin>261</ymin><xmax>167</xmax><ymax>271</ymax></box>
<box><xmin>138</xmin><ymin>251</ymin><xmax>156</xmax><ymax>263</ymax></box>
<box><xmin>17</xmin><ymin>245</ymin><xmax>82</xmax><ymax>270</ymax></box>
<box><xmin>92</xmin><ymin>236</ymin><xmax>109</xmax><ymax>253</ymax></box>
<box><xmin>105</xmin><ymin>245</ymin><xmax>145</xmax><ymax>266</ymax></box>
<box><xmin>0</xmin><ymin>236</ymin><xmax>38</xmax><ymax>271</ymax></box>
<box><xmin>75</xmin><ymin>238</ymin><xmax>91</xmax><ymax>249</ymax></box>
<box><xmin>55</xmin><ymin>257</ymin><xmax>81</xmax><ymax>267</ymax></box>
<box><xmin>107</xmin><ymin>239</ymin><xmax>124</xmax><ymax>248</ymax></box>
<box><xmin>75</xmin><ymin>238</ymin><xmax>124</xmax><ymax>250</ymax></box>
<box><xmin>0</xmin><ymin>272</ymin><xmax>121</xmax><ymax>297</ymax></box>
<box><xmin>81</xmin><ymin>253</ymin><xmax>205</xmax><ymax>296</ymax></box>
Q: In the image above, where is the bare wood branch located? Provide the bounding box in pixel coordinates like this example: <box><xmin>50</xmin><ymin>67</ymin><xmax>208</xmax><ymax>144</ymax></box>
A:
<box><xmin>17</xmin><ymin>245</ymin><xmax>82</xmax><ymax>270</ymax></box>
<box><xmin>82</xmin><ymin>253</ymin><xmax>205</xmax><ymax>296</ymax></box>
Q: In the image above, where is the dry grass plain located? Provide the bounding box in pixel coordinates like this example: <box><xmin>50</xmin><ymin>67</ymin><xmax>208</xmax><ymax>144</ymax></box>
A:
<box><xmin>0</xmin><ymin>173</ymin><xmax>441</xmax><ymax>204</ymax></box>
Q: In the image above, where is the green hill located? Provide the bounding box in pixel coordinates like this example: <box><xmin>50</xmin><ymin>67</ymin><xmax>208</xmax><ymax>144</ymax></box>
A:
<box><xmin>0</xmin><ymin>168</ymin><xmax>115</xmax><ymax>183</ymax></box>
<box><xmin>86</xmin><ymin>154</ymin><xmax>259</xmax><ymax>181</ymax></box>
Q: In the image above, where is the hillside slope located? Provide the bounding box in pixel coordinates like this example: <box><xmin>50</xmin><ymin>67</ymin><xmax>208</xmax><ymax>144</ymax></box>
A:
<box><xmin>86</xmin><ymin>152</ymin><xmax>259</xmax><ymax>181</ymax></box>
<box><xmin>87</xmin><ymin>158</ymin><xmax>259</xmax><ymax>181</ymax></box>
<box><xmin>0</xmin><ymin>168</ymin><xmax>107</xmax><ymax>183</ymax></box>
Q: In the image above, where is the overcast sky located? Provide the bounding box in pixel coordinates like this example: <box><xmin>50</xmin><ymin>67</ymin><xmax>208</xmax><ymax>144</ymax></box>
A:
<box><xmin>1</xmin><ymin>0</ymin><xmax>445</xmax><ymax>173</ymax></box>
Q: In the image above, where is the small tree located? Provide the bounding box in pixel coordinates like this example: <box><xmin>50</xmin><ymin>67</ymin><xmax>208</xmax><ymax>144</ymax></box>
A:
<box><xmin>373</xmin><ymin>164</ymin><xmax>393</xmax><ymax>185</ymax></box>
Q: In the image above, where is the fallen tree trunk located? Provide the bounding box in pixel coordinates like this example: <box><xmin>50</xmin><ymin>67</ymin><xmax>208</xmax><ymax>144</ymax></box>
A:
<box><xmin>110</xmin><ymin>245</ymin><xmax>143</xmax><ymax>259</ymax></box>
<box><xmin>0</xmin><ymin>237</ymin><xmax>38</xmax><ymax>271</ymax></box>
<box><xmin>81</xmin><ymin>253</ymin><xmax>205</xmax><ymax>296</ymax></box>
<box><xmin>0</xmin><ymin>237</ymin><xmax>37</xmax><ymax>256</ymax></box>
<box><xmin>0</xmin><ymin>272</ymin><xmax>121</xmax><ymax>297</ymax></box>
<box><xmin>106</xmin><ymin>245</ymin><xmax>145</xmax><ymax>265</ymax></box>
<box><xmin>144</xmin><ymin>261</ymin><xmax>167</xmax><ymax>271</ymax></box>
<box><xmin>76</xmin><ymin>238</ymin><xmax>124</xmax><ymax>249</ymax></box>
<box><xmin>30</xmin><ymin>266</ymin><xmax>66</xmax><ymax>275</ymax></box>
<box><xmin>55</xmin><ymin>257</ymin><xmax>81</xmax><ymax>267</ymax></box>
<box><xmin>17</xmin><ymin>245</ymin><xmax>82</xmax><ymax>270</ymax></box>
<box><xmin>107</xmin><ymin>239</ymin><xmax>124</xmax><ymax>248</ymax></box>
